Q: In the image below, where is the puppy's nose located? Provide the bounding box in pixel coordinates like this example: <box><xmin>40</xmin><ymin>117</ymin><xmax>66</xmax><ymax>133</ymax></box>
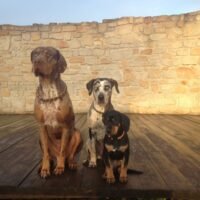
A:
<box><xmin>98</xmin><ymin>93</ymin><xmax>104</xmax><ymax>102</ymax></box>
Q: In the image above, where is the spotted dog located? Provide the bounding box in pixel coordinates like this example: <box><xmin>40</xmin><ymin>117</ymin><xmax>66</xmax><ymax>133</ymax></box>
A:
<box><xmin>84</xmin><ymin>78</ymin><xmax>120</xmax><ymax>167</ymax></box>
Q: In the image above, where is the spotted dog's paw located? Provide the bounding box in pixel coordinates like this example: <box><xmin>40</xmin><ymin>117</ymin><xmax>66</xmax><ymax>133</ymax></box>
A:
<box><xmin>89</xmin><ymin>160</ymin><xmax>97</xmax><ymax>168</ymax></box>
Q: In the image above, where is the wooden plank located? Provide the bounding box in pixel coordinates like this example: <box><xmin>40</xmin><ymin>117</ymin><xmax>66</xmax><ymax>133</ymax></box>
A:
<box><xmin>138</xmin><ymin>114</ymin><xmax>200</xmax><ymax>191</ymax></box>
<box><xmin>129</xmin><ymin>115</ymin><xmax>193</xmax><ymax>191</ymax></box>
<box><xmin>0</xmin><ymin>116</ymin><xmax>37</xmax><ymax>141</ymax></box>
<box><xmin>0</xmin><ymin>132</ymin><xmax>40</xmax><ymax>186</ymax></box>
<box><xmin>151</xmin><ymin>114</ymin><xmax>200</xmax><ymax>154</ymax></box>
<box><xmin>0</xmin><ymin>115</ymin><xmax>26</xmax><ymax>127</ymax></box>
<box><xmin>0</xmin><ymin>115</ymin><xmax>34</xmax><ymax>130</ymax></box>
<box><xmin>0</xmin><ymin>114</ymin><xmax>199</xmax><ymax>199</ymax></box>
<box><xmin>180</xmin><ymin>115</ymin><xmax>200</xmax><ymax>125</ymax></box>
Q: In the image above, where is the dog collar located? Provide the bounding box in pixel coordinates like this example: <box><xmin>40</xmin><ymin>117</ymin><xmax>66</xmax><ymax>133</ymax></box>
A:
<box><xmin>92</xmin><ymin>105</ymin><xmax>104</xmax><ymax>114</ymax></box>
<box><xmin>117</xmin><ymin>131</ymin><xmax>125</xmax><ymax>140</ymax></box>
<box><xmin>37</xmin><ymin>86</ymin><xmax>67</xmax><ymax>103</ymax></box>
<box><xmin>108</xmin><ymin>131</ymin><xmax>125</xmax><ymax>140</ymax></box>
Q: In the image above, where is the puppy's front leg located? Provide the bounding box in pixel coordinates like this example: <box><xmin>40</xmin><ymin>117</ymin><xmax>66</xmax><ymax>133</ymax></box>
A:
<box><xmin>54</xmin><ymin>127</ymin><xmax>69</xmax><ymax>175</ymax></box>
<box><xmin>119</xmin><ymin>159</ymin><xmax>128</xmax><ymax>183</ymax></box>
<box><xmin>39</xmin><ymin>125</ymin><xmax>50</xmax><ymax>178</ymax></box>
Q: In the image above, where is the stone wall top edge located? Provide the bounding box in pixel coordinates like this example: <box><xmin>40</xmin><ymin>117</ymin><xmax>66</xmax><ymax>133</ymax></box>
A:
<box><xmin>0</xmin><ymin>10</ymin><xmax>200</xmax><ymax>30</ymax></box>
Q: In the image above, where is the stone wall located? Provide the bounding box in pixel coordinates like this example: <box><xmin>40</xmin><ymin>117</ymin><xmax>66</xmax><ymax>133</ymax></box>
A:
<box><xmin>0</xmin><ymin>11</ymin><xmax>200</xmax><ymax>114</ymax></box>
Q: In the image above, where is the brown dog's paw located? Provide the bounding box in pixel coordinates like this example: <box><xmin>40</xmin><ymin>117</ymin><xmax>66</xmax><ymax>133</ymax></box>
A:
<box><xmin>40</xmin><ymin>168</ymin><xmax>50</xmax><ymax>179</ymax></box>
<box><xmin>54</xmin><ymin>166</ymin><xmax>64</xmax><ymax>175</ymax></box>
<box><xmin>106</xmin><ymin>177</ymin><xmax>115</xmax><ymax>184</ymax></box>
<box><xmin>68</xmin><ymin>161</ymin><xmax>78</xmax><ymax>170</ymax></box>
<box><xmin>120</xmin><ymin>176</ymin><xmax>128</xmax><ymax>183</ymax></box>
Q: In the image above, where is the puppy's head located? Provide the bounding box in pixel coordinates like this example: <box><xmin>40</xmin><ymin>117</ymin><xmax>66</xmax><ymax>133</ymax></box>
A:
<box><xmin>86</xmin><ymin>78</ymin><xmax>119</xmax><ymax>106</ymax></box>
<box><xmin>31</xmin><ymin>46</ymin><xmax>67</xmax><ymax>79</ymax></box>
<box><xmin>102</xmin><ymin>110</ymin><xmax>130</xmax><ymax>137</ymax></box>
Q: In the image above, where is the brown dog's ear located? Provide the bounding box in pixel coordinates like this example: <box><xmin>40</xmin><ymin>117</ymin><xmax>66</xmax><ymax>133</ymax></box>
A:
<box><xmin>109</xmin><ymin>79</ymin><xmax>120</xmax><ymax>93</ymax></box>
<box><xmin>121</xmin><ymin>113</ymin><xmax>130</xmax><ymax>132</ymax></box>
<box><xmin>30</xmin><ymin>49</ymin><xmax>35</xmax><ymax>63</ymax></box>
<box><xmin>86</xmin><ymin>79</ymin><xmax>96</xmax><ymax>96</ymax></box>
<box><xmin>57</xmin><ymin>50</ymin><xmax>67</xmax><ymax>73</ymax></box>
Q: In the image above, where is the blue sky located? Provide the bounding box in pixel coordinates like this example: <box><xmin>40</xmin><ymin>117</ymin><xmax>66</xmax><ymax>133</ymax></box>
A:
<box><xmin>0</xmin><ymin>0</ymin><xmax>200</xmax><ymax>25</ymax></box>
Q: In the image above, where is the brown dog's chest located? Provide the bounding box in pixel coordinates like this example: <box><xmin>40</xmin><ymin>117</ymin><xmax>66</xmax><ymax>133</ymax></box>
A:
<box><xmin>35</xmin><ymin>81</ymin><xmax>74</xmax><ymax>128</ymax></box>
<box><xmin>40</xmin><ymin>100</ymin><xmax>61</xmax><ymax>128</ymax></box>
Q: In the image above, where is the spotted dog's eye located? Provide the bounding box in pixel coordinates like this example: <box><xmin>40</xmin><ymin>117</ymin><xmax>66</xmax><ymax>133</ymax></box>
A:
<box><xmin>94</xmin><ymin>87</ymin><xmax>99</xmax><ymax>92</ymax></box>
<box><xmin>104</xmin><ymin>85</ymin><xmax>110</xmax><ymax>91</ymax></box>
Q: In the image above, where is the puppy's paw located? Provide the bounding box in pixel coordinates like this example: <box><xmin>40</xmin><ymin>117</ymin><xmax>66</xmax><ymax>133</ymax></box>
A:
<box><xmin>106</xmin><ymin>177</ymin><xmax>115</xmax><ymax>184</ymax></box>
<box><xmin>40</xmin><ymin>168</ymin><xmax>50</xmax><ymax>179</ymax></box>
<box><xmin>120</xmin><ymin>176</ymin><xmax>128</xmax><ymax>183</ymax></box>
<box><xmin>54</xmin><ymin>166</ymin><xmax>64</xmax><ymax>175</ymax></box>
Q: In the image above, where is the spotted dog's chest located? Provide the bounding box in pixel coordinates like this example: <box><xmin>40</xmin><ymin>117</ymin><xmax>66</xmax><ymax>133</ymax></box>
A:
<box><xmin>88</xmin><ymin>109</ymin><xmax>103</xmax><ymax>128</ymax></box>
<box><xmin>88</xmin><ymin>109</ymin><xmax>105</xmax><ymax>140</ymax></box>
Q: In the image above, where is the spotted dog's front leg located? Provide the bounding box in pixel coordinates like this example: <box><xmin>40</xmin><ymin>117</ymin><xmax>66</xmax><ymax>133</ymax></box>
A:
<box><xmin>86</xmin><ymin>128</ymin><xmax>97</xmax><ymax>167</ymax></box>
<box><xmin>54</xmin><ymin>127</ymin><xmax>69</xmax><ymax>175</ymax></box>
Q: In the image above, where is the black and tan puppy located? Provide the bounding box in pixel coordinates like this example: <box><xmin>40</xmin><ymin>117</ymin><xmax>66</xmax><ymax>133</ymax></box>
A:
<box><xmin>102</xmin><ymin>110</ymin><xmax>130</xmax><ymax>184</ymax></box>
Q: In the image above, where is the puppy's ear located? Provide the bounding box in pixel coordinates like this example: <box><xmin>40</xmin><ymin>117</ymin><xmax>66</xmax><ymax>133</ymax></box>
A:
<box><xmin>121</xmin><ymin>114</ymin><xmax>130</xmax><ymax>132</ymax></box>
<box><xmin>86</xmin><ymin>79</ymin><xmax>96</xmax><ymax>96</ymax></box>
<box><xmin>110</xmin><ymin>79</ymin><xmax>120</xmax><ymax>93</ymax></box>
<box><xmin>57</xmin><ymin>50</ymin><xmax>67</xmax><ymax>73</ymax></box>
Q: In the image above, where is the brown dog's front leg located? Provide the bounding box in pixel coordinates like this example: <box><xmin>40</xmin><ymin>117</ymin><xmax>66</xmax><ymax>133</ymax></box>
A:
<box><xmin>54</xmin><ymin>127</ymin><xmax>69</xmax><ymax>175</ymax></box>
<box><xmin>39</xmin><ymin>125</ymin><xmax>50</xmax><ymax>178</ymax></box>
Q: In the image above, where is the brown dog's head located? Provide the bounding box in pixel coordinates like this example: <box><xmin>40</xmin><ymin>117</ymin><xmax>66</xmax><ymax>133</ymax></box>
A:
<box><xmin>31</xmin><ymin>46</ymin><xmax>67</xmax><ymax>79</ymax></box>
<box><xmin>102</xmin><ymin>110</ymin><xmax>130</xmax><ymax>137</ymax></box>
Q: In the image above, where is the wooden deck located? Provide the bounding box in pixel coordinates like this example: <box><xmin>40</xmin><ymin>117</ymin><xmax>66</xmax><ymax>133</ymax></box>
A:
<box><xmin>0</xmin><ymin>114</ymin><xmax>199</xmax><ymax>199</ymax></box>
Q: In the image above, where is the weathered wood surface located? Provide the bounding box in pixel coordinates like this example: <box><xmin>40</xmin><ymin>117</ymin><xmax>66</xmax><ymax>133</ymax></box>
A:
<box><xmin>0</xmin><ymin>114</ymin><xmax>199</xmax><ymax>199</ymax></box>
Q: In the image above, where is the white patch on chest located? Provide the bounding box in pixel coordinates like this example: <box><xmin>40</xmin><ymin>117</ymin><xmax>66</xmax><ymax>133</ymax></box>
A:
<box><xmin>41</xmin><ymin>100</ymin><xmax>60</xmax><ymax>128</ymax></box>
<box><xmin>88</xmin><ymin>108</ymin><xmax>105</xmax><ymax>140</ymax></box>
<box><xmin>38</xmin><ymin>82</ymin><xmax>61</xmax><ymax>128</ymax></box>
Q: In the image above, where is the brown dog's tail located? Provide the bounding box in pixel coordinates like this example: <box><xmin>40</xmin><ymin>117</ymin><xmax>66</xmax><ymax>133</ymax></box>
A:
<box><xmin>127</xmin><ymin>169</ymin><xmax>143</xmax><ymax>175</ymax></box>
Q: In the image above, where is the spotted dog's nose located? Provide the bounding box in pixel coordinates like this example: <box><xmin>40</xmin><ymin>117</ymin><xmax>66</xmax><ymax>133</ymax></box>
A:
<box><xmin>98</xmin><ymin>93</ymin><xmax>104</xmax><ymax>102</ymax></box>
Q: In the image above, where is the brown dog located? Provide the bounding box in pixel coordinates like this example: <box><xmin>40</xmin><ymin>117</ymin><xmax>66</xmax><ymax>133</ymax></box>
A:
<box><xmin>31</xmin><ymin>46</ymin><xmax>82</xmax><ymax>178</ymax></box>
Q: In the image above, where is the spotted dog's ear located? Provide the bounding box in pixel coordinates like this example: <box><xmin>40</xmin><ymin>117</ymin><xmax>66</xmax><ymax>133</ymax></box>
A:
<box><xmin>120</xmin><ymin>113</ymin><xmax>130</xmax><ymax>132</ymax></box>
<box><xmin>57</xmin><ymin>50</ymin><xmax>67</xmax><ymax>73</ymax></box>
<box><xmin>86</xmin><ymin>79</ymin><xmax>96</xmax><ymax>96</ymax></box>
<box><xmin>109</xmin><ymin>79</ymin><xmax>120</xmax><ymax>93</ymax></box>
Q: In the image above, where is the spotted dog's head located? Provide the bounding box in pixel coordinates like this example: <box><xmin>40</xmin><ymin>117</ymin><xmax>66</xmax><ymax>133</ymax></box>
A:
<box><xmin>31</xmin><ymin>46</ymin><xmax>67</xmax><ymax>80</ymax></box>
<box><xmin>102</xmin><ymin>110</ymin><xmax>130</xmax><ymax>137</ymax></box>
<box><xmin>86</xmin><ymin>78</ymin><xmax>119</xmax><ymax>106</ymax></box>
